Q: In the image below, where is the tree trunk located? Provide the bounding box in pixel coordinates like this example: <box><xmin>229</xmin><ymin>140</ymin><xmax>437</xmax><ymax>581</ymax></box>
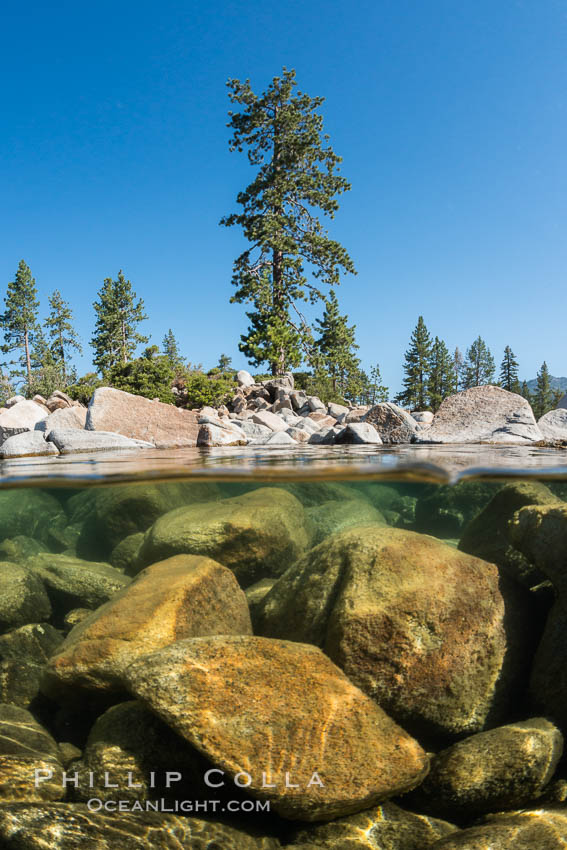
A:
<box><xmin>59</xmin><ymin>327</ymin><xmax>66</xmax><ymax>384</ymax></box>
<box><xmin>121</xmin><ymin>319</ymin><xmax>127</xmax><ymax>364</ymax></box>
<box><xmin>24</xmin><ymin>328</ymin><xmax>32</xmax><ymax>389</ymax></box>
<box><xmin>272</xmin><ymin>247</ymin><xmax>285</xmax><ymax>376</ymax></box>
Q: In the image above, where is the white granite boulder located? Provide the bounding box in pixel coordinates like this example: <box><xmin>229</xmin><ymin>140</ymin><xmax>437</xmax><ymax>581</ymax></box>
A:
<box><xmin>538</xmin><ymin>409</ymin><xmax>567</xmax><ymax>441</ymax></box>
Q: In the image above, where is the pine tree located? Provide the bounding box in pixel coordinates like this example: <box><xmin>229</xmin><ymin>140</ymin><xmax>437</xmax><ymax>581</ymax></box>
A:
<box><xmin>428</xmin><ymin>337</ymin><xmax>455</xmax><ymax>412</ymax></box>
<box><xmin>462</xmin><ymin>336</ymin><xmax>495</xmax><ymax>388</ymax></box>
<box><xmin>221</xmin><ymin>68</ymin><xmax>355</xmax><ymax>375</ymax></box>
<box><xmin>314</xmin><ymin>290</ymin><xmax>361</xmax><ymax>399</ymax></box>
<box><xmin>91</xmin><ymin>271</ymin><xmax>148</xmax><ymax>375</ymax></box>
<box><xmin>1</xmin><ymin>260</ymin><xmax>40</xmax><ymax>390</ymax></box>
<box><xmin>520</xmin><ymin>380</ymin><xmax>533</xmax><ymax>405</ymax></box>
<box><xmin>28</xmin><ymin>327</ymin><xmax>62</xmax><ymax>398</ymax></box>
<box><xmin>45</xmin><ymin>290</ymin><xmax>82</xmax><ymax>385</ymax></box>
<box><xmin>162</xmin><ymin>329</ymin><xmax>184</xmax><ymax>371</ymax></box>
<box><xmin>499</xmin><ymin>346</ymin><xmax>520</xmax><ymax>393</ymax></box>
<box><xmin>533</xmin><ymin>361</ymin><xmax>553</xmax><ymax>418</ymax></box>
<box><xmin>217</xmin><ymin>354</ymin><xmax>233</xmax><ymax>372</ymax></box>
<box><xmin>395</xmin><ymin>316</ymin><xmax>432</xmax><ymax>410</ymax></box>
<box><xmin>453</xmin><ymin>347</ymin><xmax>464</xmax><ymax>391</ymax></box>
<box><xmin>367</xmin><ymin>363</ymin><xmax>389</xmax><ymax>404</ymax></box>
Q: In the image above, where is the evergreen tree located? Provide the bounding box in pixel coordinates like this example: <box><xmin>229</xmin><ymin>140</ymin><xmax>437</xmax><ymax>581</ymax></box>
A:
<box><xmin>217</xmin><ymin>353</ymin><xmax>233</xmax><ymax>372</ymax></box>
<box><xmin>314</xmin><ymin>290</ymin><xmax>361</xmax><ymax>399</ymax></box>
<box><xmin>162</xmin><ymin>329</ymin><xmax>184</xmax><ymax>371</ymax></box>
<box><xmin>367</xmin><ymin>363</ymin><xmax>389</xmax><ymax>404</ymax></box>
<box><xmin>45</xmin><ymin>290</ymin><xmax>82</xmax><ymax>385</ymax></box>
<box><xmin>462</xmin><ymin>336</ymin><xmax>495</xmax><ymax>388</ymax></box>
<box><xmin>28</xmin><ymin>327</ymin><xmax>62</xmax><ymax>398</ymax></box>
<box><xmin>533</xmin><ymin>361</ymin><xmax>553</xmax><ymax>418</ymax></box>
<box><xmin>428</xmin><ymin>337</ymin><xmax>455</xmax><ymax>412</ymax></box>
<box><xmin>520</xmin><ymin>380</ymin><xmax>533</xmax><ymax>405</ymax></box>
<box><xmin>107</xmin><ymin>345</ymin><xmax>176</xmax><ymax>404</ymax></box>
<box><xmin>395</xmin><ymin>316</ymin><xmax>432</xmax><ymax>410</ymax></box>
<box><xmin>221</xmin><ymin>68</ymin><xmax>355</xmax><ymax>375</ymax></box>
<box><xmin>1</xmin><ymin>260</ymin><xmax>40</xmax><ymax>390</ymax></box>
<box><xmin>453</xmin><ymin>346</ymin><xmax>464</xmax><ymax>392</ymax></box>
<box><xmin>91</xmin><ymin>271</ymin><xmax>148</xmax><ymax>375</ymax></box>
<box><xmin>499</xmin><ymin>345</ymin><xmax>520</xmax><ymax>393</ymax></box>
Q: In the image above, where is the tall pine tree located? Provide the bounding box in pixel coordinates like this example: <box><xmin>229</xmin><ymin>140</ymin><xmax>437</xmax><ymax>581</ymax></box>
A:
<box><xmin>221</xmin><ymin>68</ymin><xmax>355</xmax><ymax>375</ymax></box>
<box><xmin>533</xmin><ymin>361</ymin><xmax>553</xmax><ymax>418</ymax></box>
<box><xmin>462</xmin><ymin>336</ymin><xmax>495</xmax><ymax>388</ymax></box>
<box><xmin>453</xmin><ymin>346</ymin><xmax>464</xmax><ymax>392</ymax></box>
<box><xmin>162</xmin><ymin>329</ymin><xmax>184</xmax><ymax>371</ymax></box>
<box><xmin>314</xmin><ymin>290</ymin><xmax>361</xmax><ymax>399</ymax></box>
<box><xmin>499</xmin><ymin>346</ymin><xmax>520</xmax><ymax>393</ymax></box>
<box><xmin>1</xmin><ymin>260</ymin><xmax>40</xmax><ymax>391</ymax></box>
<box><xmin>395</xmin><ymin>316</ymin><xmax>432</xmax><ymax>410</ymax></box>
<box><xmin>45</xmin><ymin>290</ymin><xmax>82</xmax><ymax>385</ymax></box>
<box><xmin>428</xmin><ymin>337</ymin><xmax>455</xmax><ymax>412</ymax></box>
<box><xmin>91</xmin><ymin>271</ymin><xmax>148</xmax><ymax>375</ymax></box>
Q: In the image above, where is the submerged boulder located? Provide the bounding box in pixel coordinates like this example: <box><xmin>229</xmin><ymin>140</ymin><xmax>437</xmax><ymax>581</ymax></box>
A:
<box><xmin>458</xmin><ymin>481</ymin><xmax>559</xmax><ymax>586</ymax></box>
<box><xmin>305</xmin><ymin>498</ymin><xmax>385</xmax><ymax>546</ymax></box>
<box><xmin>0</xmin><ymin>623</ymin><xmax>63</xmax><ymax>707</ymax></box>
<box><xmin>122</xmin><ymin>635</ymin><xmax>429</xmax><ymax>821</ymax></box>
<box><xmin>290</xmin><ymin>801</ymin><xmax>457</xmax><ymax>848</ymax></box>
<box><xmin>137</xmin><ymin>487</ymin><xmax>309</xmax><ymax>586</ymax></box>
<box><xmin>0</xmin><ymin>704</ymin><xmax>64</xmax><ymax>802</ymax></box>
<box><xmin>411</xmin><ymin>718</ymin><xmax>563</xmax><ymax>818</ymax></box>
<box><xmin>42</xmin><ymin>554</ymin><xmax>252</xmax><ymax>703</ymax></box>
<box><xmin>429</xmin><ymin>808</ymin><xmax>567</xmax><ymax>849</ymax></box>
<box><xmin>28</xmin><ymin>553</ymin><xmax>130</xmax><ymax>616</ymax></box>
<box><xmin>0</xmin><ymin>564</ymin><xmax>51</xmax><ymax>631</ymax></box>
<box><xmin>415</xmin><ymin>385</ymin><xmax>543</xmax><ymax>444</ymax></box>
<box><xmin>0</xmin><ymin>805</ymin><xmax>280</xmax><ymax>850</ymax></box>
<box><xmin>0</xmin><ymin>490</ymin><xmax>65</xmax><ymax>545</ymax></box>
<box><xmin>257</xmin><ymin>525</ymin><xmax>531</xmax><ymax>740</ymax></box>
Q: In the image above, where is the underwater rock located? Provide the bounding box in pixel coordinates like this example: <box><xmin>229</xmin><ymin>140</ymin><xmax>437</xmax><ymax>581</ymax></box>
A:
<box><xmin>47</xmin><ymin>428</ymin><xmax>154</xmax><ymax>453</ymax></box>
<box><xmin>122</xmin><ymin>635</ymin><xmax>429</xmax><ymax>822</ymax></box>
<box><xmin>0</xmin><ymin>563</ymin><xmax>51</xmax><ymax>631</ymax></box>
<box><xmin>415</xmin><ymin>480</ymin><xmax>499</xmax><ymax>537</ymax></box>
<box><xmin>86</xmin><ymin>387</ymin><xmax>200</xmax><ymax>448</ymax></box>
<box><xmin>137</xmin><ymin>487</ymin><xmax>309</xmax><ymax>587</ymax></box>
<box><xmin>42</xmin><ymin>555</ymin><xmax>252</xmax><ymax>703</ymax></box>
<box><xmin>91</xmin><ymin>482</ymin><xmax>221</xmax><ymax>550</ymax></box>
<box><xmin>428</xmin><ymin>808</ymin><xmax>567</xmax><ymax>849</ymax></box>
<box><xmin>245</xmin><ymin>578</ymin><xmax>277</xmax><ymax>625</ymax></box>
<box><xmin>363</xmin><ymin>402</ymin><xmax>418</xmax><ymax>444</ymax></box>
<box><xmin>257</xmin><ymin>525</ymin><xmax>530</xmax><ymax>740</ymax></box>
<box><xmin>0</xmin><ymin>805</ymin><xmax>280</xmax><ymax>849</ymax></box>
<box><xmin>508</xmin><ymin>502</ymin><xmax>567</xmax><ymax>589</ymax></box>
<box><xmin>458</xmin><ymin>481</ymin><xmax>558</xmax><ymax>586</ymax></box>
<box><xmin>0</xmin><ymin>536</ymin><xmax>47</xmax><ymax>563</ymax></box>
<box><xmin>0</xmin><ymin>623</ymin><xmax>63</xmax><ymax>707</ymax></box>
<box><xmin>71</xmin><ymin>701</ymin><xmax>204</xmax><ymax>804</ymax></box>
<box><xmin>62</xmin><ymin>608</ymin><xmax>92</xmax><ymax>633</ymax></box>
<box><xmin>411</xmin><ymin>718</ymin><xmax>563</xmax><ymax>818</ymax></box>
<box><xmin>109</xmin><ymin>532</ymin><xmax>144</xmax><ymax>571</ymax></box>
<box><xmin>29</xmin><ymin>553</ymin><xmax>130</xmax><ymax>616</ymax></box>
<box><xmin>0</xmin><ymin>704</ymin><xmax>64</xmax><ymax>802</ymax></box>
<box><xmin>414</xmin><ymin>385</ymin><xmax>543</xmax><ymax>444</ymax></box>
<box><xmin>305</xmin><ymin>498</ymin><xmax>385</xmax><ymax>545</ymax></box>
<box><xmin>0</xmin><ymin>431</ymin><xmax>59</xmax><ymax>458</ymax></box>
<box><xmin>334</xmin><ymin>422</ymin><xmax>383</xmax><ymax>444</ymax></box>
<box><xmin>289</xmin><ymin>801</ymin><xmax>457</xmax><ymax>848</ymax></box>
<box><xmin>0</xmin><ymin>489</ymin><xmax>65</xmax><ymax>545</ymax></box>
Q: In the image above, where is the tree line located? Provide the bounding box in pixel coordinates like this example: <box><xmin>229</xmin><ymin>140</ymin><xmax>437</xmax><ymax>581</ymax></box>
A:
<box><xmin>393</xmin><ymin>315</ymin><xmax>560</xmax><ymax>417</ymax></box>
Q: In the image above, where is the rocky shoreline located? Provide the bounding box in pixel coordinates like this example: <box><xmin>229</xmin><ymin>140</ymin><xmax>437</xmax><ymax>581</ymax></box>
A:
<box><xmin>0</xmin><ymin>375</ymin><xmax>566</xmax><ymax>460</ymax></box>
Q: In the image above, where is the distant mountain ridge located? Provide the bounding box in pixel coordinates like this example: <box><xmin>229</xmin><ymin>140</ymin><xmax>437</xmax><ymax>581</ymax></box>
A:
<box><xmin>525</xmin><ymin>376</ymin><xmax>567</xmax><ymax>392</ymax></box>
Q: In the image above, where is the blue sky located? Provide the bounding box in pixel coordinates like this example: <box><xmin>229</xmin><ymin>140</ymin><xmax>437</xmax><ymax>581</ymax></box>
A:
<box><xmin>2</xmin><ymin>0</ymin><xmax>566</xmax><ymax>392</ymax></box>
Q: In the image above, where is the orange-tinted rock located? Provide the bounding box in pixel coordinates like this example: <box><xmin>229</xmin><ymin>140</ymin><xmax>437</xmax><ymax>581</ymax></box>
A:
<box><xmin>122</xmin><ymin>635</ymin><xmax>429</xmax><ymax>822</ymax></box>
<box><xmin>42</xmin><ymin>555</ymin><xmax>252</xmax><ymax>703</ymax></box>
